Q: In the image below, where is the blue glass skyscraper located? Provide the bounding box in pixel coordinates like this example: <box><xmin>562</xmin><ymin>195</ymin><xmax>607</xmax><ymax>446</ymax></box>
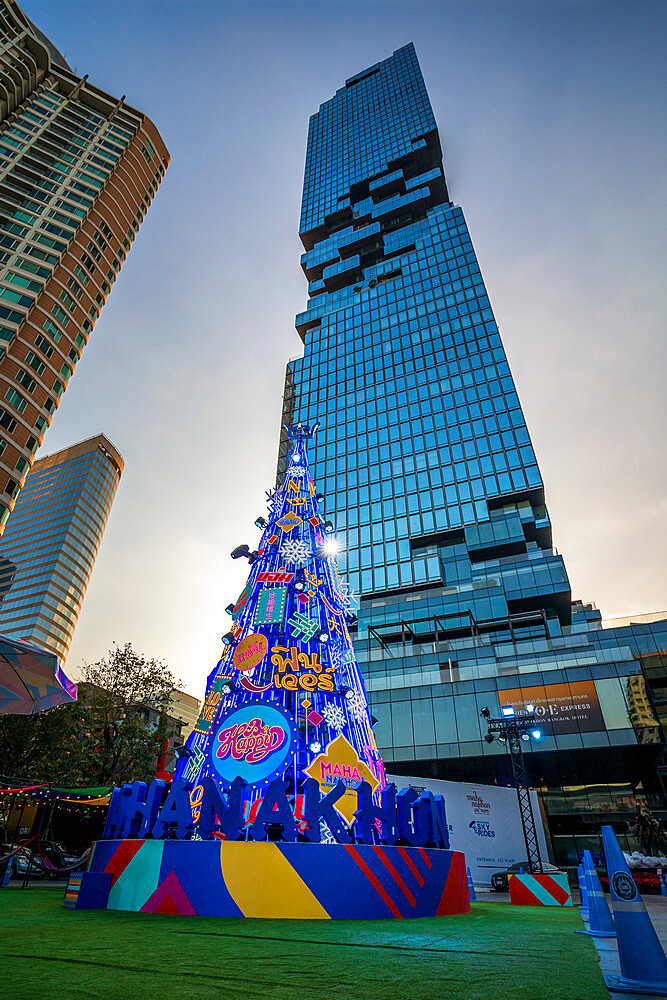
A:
<box><xmin>281</xmin><ymin>44</ymin><xmax>667</xmax><ymax>866</ymax></box>
<box><xmin>0</xmin><ymin>433</ymin><xmax>122</xmax><ymax>662</ymax></box>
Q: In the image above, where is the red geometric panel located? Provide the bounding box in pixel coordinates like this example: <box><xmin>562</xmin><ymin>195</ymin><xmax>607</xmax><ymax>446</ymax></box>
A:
<box><xmin>139</xmin><ymin>870</ymin><xmax>196</xmax><ymax>915</ymax></box>
<box><xmin>509</xmin><ymin>873</ymin><xmax>572</xmax><ymax>906</ymax></box>
<box><xmin>103</xmin><ymin>840</ymin><xmax>145</xmax><ymax>888</ymax></box>
<box><xmin>436</xmin><ymin>850</ymin><xmax>470</xmax><ymax>915</ymax></box>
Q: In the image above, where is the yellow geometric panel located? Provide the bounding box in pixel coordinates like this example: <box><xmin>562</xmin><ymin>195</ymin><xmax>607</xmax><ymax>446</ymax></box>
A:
<box><xmin>220</xmin><ymin>842</ymin><xmax>330</xmax><ymax>919</ymax></box>
<box><xmin>276</xmin><ymin>512</ymin><xmax>302</xmax><ymax>532</ymax></box>
<box><xmin>304</xmin><ymin>734</ymin><xmax>379</xmax><ymax>825</ymax></box>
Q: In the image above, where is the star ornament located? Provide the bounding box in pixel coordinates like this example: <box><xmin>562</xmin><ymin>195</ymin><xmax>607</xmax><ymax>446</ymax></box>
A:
<box><xmin>304</xmin><ymin>733</ymin><xmax>379</xmax><ymax>825</ymax></box>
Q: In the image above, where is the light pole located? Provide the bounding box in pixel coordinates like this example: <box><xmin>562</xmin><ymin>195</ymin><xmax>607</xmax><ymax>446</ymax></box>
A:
<box><xmin>481</xmin><ymin>705</ymin><xmax>544</xmax><ymax>874</ymax></box>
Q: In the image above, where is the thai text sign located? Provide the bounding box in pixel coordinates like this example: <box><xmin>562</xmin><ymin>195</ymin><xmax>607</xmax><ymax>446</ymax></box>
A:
<box><xmin>271</xmin><ymin>644</ymin><xmax>335</xmax><ymax>692</ymax></box>
<box><xmin>233</xmin><ymin>633</ymin><xmax>268</xmax><ymax>672</ymax></box>
<box><xmin>193</xmin><ymin>675</ymin><xmax>227</xmax><ymax>735</ymax></box>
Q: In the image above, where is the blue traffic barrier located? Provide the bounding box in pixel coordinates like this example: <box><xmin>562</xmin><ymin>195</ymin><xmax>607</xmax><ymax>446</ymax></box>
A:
<box><xmin>0</xmin><ymin>855</ymin><xmax>12</xmax><ymax>888</ymax></box>
<box><xmin>466</xmin><ymin>866</ymin><xmax>477</xmax><ymax>902</ymax></box>
<box><xmin>601</xmin><ymin>824</ymin><xmax>667</xmax><ymax>995</ymax></box>
<box><xmin>659</xmin><ymin>869</ymin><xmax>667</xmax><ymax>899</ymax></box>
<box><xmin>575</xmin><ymin>849</ymin><xmax>614</xmax><ymax>938</ymax></box>
<box><xmin>577</xmin><ymin>863</ymin><xmax>588</xmax><ymax>916</ymax></box>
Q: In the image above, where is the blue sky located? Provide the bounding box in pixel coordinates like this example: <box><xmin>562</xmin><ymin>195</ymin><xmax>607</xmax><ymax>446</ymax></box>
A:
<box><xmin>22</xmin><ymin>0</ymin><xmax>667</xmax><ymax>693</ymax></box>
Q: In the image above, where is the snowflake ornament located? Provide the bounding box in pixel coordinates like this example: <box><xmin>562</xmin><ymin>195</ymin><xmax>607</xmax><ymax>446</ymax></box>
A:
<box><xmin>265</xmin><ymin>488</ymin><xmax>280</xmax><ymax>518</ymax></box>
<box><xmin>328</xmin><ymin>644</ymin><xmax>343</xmax><ymax>672</ymax></box>
<box><xmin>280</xmin><ymin>538</ymin><xmax>311</xmax><ymax>566</ymax></box>
<box><xmin>338</xmin><ymin>580</ymin><xmax>359</xmax><ymax>611</ymax></box>
<box><xmin>346</xmin><ymin>692</ymin><xmax>369</xmax><ymax>724</ymax></box>
<box><xmin>322</xmin><ymin>702</ymin><xmax>347</xmax><ymax>732</ymax></box>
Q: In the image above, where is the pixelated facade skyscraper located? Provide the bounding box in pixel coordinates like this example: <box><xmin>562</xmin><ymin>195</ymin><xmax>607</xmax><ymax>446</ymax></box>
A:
<box><xmin>282</xmin><ymin>44</ymin><xmax>667</xmax><ymax>864</ymax></box>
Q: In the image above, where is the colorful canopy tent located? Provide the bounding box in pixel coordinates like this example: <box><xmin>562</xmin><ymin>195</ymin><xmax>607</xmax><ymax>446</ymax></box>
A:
<box><xmin>0</xmin><ymin>635</ymin><xmax>77</xmax><ymax>714</ymax></box>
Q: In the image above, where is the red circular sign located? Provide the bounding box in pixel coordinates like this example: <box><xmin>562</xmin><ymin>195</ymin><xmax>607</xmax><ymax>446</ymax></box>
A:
<box><xmin>233</xmin><ymin>633</ymin><xmax>268</xmax><ymax>672</ymax></box>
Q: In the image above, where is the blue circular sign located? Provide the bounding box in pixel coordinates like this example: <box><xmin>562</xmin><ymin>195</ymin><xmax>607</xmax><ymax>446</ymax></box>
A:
<box><xmin>210</xmin><ymin>701</ymin><xmax>296</xmax><ymax>789</ymax></box>
<box><xmin>611</xmin><ymin>871</ymin><xmax>638</xmax><ymax>902</ymax></box>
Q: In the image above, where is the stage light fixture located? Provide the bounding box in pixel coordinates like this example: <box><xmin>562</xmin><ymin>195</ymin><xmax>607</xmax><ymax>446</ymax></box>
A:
<box><xmin>225</xmin><ymin>604</ymin><xmax>235</xmax><ymax>615</ymax></box>
<box><xmin>254</xmin><ymin>517</ymin><xmax>268</xmax><ymax>529</ymax></box>
<box><xmin>526</xmin><ymin>703</ymin><xmax>535</xmax><ymax>713</ymax></box>
<box><xmin>532</xmin><ymin>729</ymin><xmax>542</xmax><ymax>740</ymax></box>
<box><xmin>221</xmin><ymin>631</ymin><xmax>237</xmax><ymax>645</ymax></box>
<box><xmin>174</xmin><ymin>746</ymin><xmax>192</xmax><ymax>760</ymax></box>
<box><xmin>231</xmin><ymin>543</ymin><xmax>258</xmax><ymax>564</ymax></box>
<box><xmin>293</xmin><ymin>578</ymin><xmax>306</xmax><ymax>592</ymax></box>
<box><xmin>323</xmin><ymin>520</ymin><xmax>334</xmax><ymax>532</ymax></box>
<box><xmin>309</xmin><ymin>740</ymin><xmax>322</xmax><ymax>754</ymax></box>
<box><xmin>480</xmin><ymin>707</ymin><xmax>491</xmax><ymax>718</ymax></box>
<box><xmin>521</xmin><ymin>733</ymin><xmax>530</xmax><ymax>742</ymax></box>
<box><xmin>221</xmin><ymin>681</ymin><xmax>236</xmax><ymax>695</ymax></box>
<box><xmin>484</xmin><ymin>733</ymin><xmax>495</xmax><ymax>744</ymax></box>
<box><xmin>314</xmin><ymin>629</ymin><xmax>330</xmax><ymax>644</ymax></box>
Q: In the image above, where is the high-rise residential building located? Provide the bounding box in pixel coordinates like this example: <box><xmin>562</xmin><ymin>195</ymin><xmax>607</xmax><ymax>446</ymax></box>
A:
<box><xmin>0</xmin><ymin>433</ymin><xmax>122</xmax><ymax>661</ymax></box>
<box><xmin>0</xmin><ymin>1</ymin><xmax>168</xmax><ymax>531</ymax></box>
<box><xmin>282</xmin><ymin>43</ymin><xmax>667</xmax><ymax>865</ymax></box>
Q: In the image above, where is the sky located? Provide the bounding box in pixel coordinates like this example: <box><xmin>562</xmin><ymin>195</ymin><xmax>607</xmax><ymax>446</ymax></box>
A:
<box><xmin>20</xmin><ymin>0</ymin><xmax>667</xmax><ymax>696</ymax></box>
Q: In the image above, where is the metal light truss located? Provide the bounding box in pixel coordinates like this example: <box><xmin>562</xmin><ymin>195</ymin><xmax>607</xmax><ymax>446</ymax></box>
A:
<box><xmin>483</xmin><ymin>713</ymin><xmax>544</xmax><ymax>875</ymax></box>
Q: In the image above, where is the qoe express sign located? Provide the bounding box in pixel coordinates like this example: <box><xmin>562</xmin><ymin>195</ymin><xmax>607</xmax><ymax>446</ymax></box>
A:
<box><xmin>500</xmin><ymin>680</ymin><xmax>604</xmax><ymax>734</ymax></box>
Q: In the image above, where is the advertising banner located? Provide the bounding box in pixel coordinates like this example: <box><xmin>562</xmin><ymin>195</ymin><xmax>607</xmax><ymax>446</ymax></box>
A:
<box><xmin>386</xmin><ymin>773</ymin><xmax>549</xmax><ymax>886</ymax></box>
<box><xmin>499</xmin><ymin>680</ymin><xmax>604</xmax><ymax>734</ymax></box>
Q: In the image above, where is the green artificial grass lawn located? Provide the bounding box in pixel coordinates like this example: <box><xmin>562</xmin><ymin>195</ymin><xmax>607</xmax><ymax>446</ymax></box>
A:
<box><xmin>0</xmin><ymin>888</ymin><xmax>607</xmax><ymax>1000</ymax></box>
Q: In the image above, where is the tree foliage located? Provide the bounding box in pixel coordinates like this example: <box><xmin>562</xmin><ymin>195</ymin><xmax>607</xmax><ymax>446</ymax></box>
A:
<box><xmin>0</xmin><ymin>643</ymin><xmax>180</xmax><ymax>787</ymax></box>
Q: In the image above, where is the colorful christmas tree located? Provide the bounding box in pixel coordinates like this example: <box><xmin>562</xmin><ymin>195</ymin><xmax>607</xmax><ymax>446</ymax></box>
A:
<box><xmin>175</xmin><ymin>422</ymin><xmax>386</xmax><ymax>833</ymax></box>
